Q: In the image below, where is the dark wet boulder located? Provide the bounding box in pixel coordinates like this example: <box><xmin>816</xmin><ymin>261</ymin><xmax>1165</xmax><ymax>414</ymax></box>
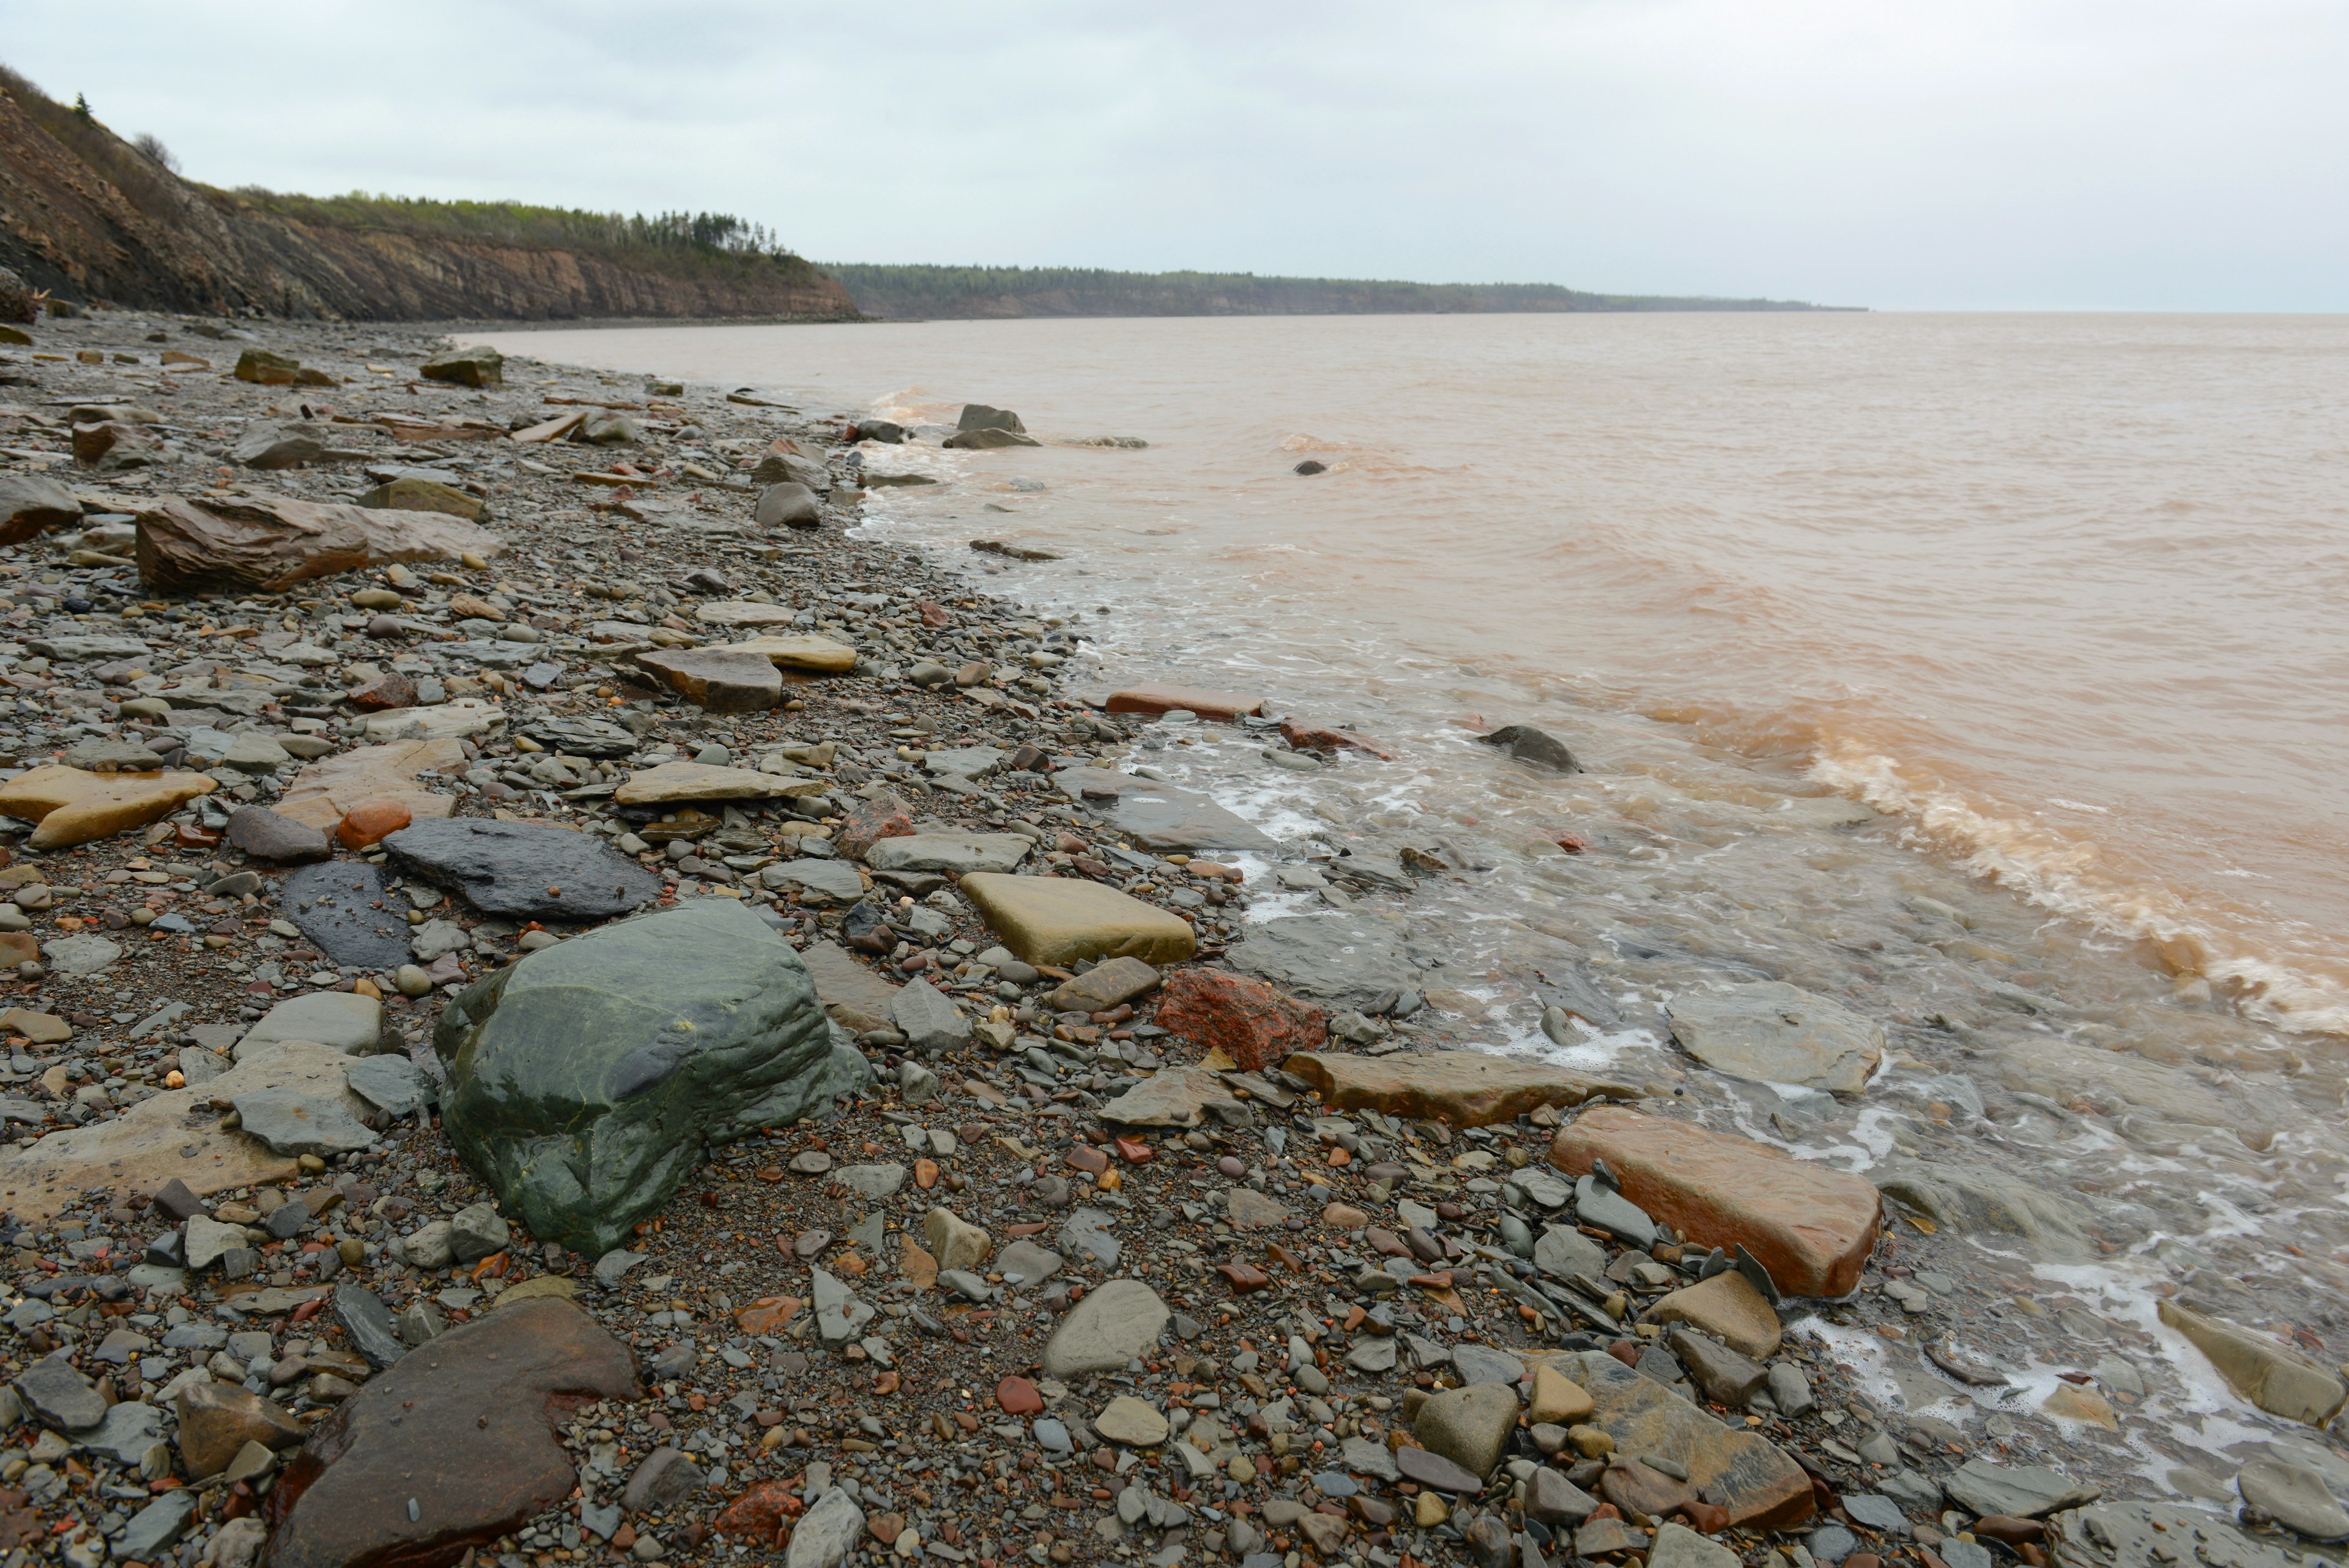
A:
<box><xmin>382</xmin><ymin>817</ymin><xmax>660</xmax><ymax>921</ymax></box>
<box><xmin>1477</xmin><ymin>724</ymin><xmax>1580</xmax><ymax>773</ymax></box>
<box><xmin>433</xmin><ymin>899</ymin><xmax>872</xmax><ymax>1255</ymax></box>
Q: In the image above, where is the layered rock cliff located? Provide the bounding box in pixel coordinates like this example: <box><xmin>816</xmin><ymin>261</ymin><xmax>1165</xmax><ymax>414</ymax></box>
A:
<box><xmin>0</xmin><ymin>69</ymin><xmax>855</xmax><ymax>322</ymax></box>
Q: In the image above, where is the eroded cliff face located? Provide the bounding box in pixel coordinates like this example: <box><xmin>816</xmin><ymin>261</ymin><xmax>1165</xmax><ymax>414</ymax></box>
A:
<box><xmin>0</xmin><ymin>84</ymin><xmax>855</xmax><ymax>321</ymax></box>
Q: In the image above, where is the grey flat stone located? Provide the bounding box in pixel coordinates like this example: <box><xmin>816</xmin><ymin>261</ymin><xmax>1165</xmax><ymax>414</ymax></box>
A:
<box><xmin>2236</xmin><ymin>1458</ymin><xmax>2349</xmax><ymax>1543</ymax></box>
<box><xmin>1534</xmin><ymin>1224</ymin><xmax>1608</xmax><ymax>1283</ymax></box>
<box><xmin>864</xmin><ymin>833</ymin><xmax>1032</xmax><ymax>875</ymax></box>
<box><xmin>1668</xmin><ymin>981</ymin><xmax>1885</xmax><ymax>1096</ymax></box>
<box><xmin>812</xmin><ymin>1269</ymin><xmax>874</xmax><ymax>1344</ymax></box>
<box><xmin>346</xmin><ymin>1053</ymin><xmax>429</xmax><ymax>1117</ymax></box>
<box><xmin>1042</xmin><ymin>1278</ymin><xmax>1168</xmax><ymax>1378</ymax></box>
<box><xmin>1059</xmin><ymin>1208</ymin><xmax>1121</xmax><ymax>1268</ymax></box>
<box><xmin>42</xmin><ymin>936</ymin><xmax>122</xmax><ymax>976</ymax></box>
<box><xmin>1512</xmin><ymin>1167</ymin><xmax>1574</xmax><ymax>1209</ymax></box>
<box><xmin>236</xmin><ymin>991</ymin><xmax>382</xmax><ymax>1058</ymax></box>
<box><xmin>891</xmin><ymin>979</ymin><xmax>969</xmax><ymax>1052</ymax></box>
<box><xmin>834</xmin><ymin>1164</ymin><xmax>907</xmax><ymax>1200</ymax></box>
<box><xmin>73</xmin><ymin>1396</ymin><xmax>163</xmax><ymax>1463</ymax></box>
<box><xmin>1341</xmin><ymin>1434</ymin><xmax>1399</xmax><ymax>1481</ymax></box>
<box><xmin>786</xmin><ymin>1485</ymin><xmax>865</xmax><ymax>1568</ymax></box>
<box><xmin>231</xmin><ymin>1087</ymin><xmax>379</xmax><ymax>1156</ymax></box>
<box><xmin>13</xmin><ymin>1357</ymin><xmax>104</xmax><ymax>1431</ymax></box>
<box><xmin>113</xmin><ymin>1490</ymin><xmax>199</xmax><ymax>1562</ymax></box>
<box><xmin>1056</xmin><ymin>768</ymin><xmax>1277</xmax><ymax>853</ymax></box>
<box><xmin>2048</xmin><ymin>1502</ymin><xmax>2306</xmax><ymax>1568</ymax></box>
<box><xmin>1452</xmin><ymin>1344</ymin><xmax>1527</xmax><ymax>1387</ymax></box>
<box><xmin>1575</xmin><ymin>1175</ymin><xmax>1656</xmax><ymax>1248</ymax></box>
<box><xmin>762</xmin><ymin>860</ymin><xmax>865</xmax><ymax>904</ymax></box>
<box><xmin>1944</xmin><ymin>1459</ymin><xmax>2100</xmax><ymax>1520</ymax></box>
<box><xmin>335</xmin><ymin>1282</ymin><xmax>408</xmax><ymax>1369</ymax></box>
<box><xmin>384</xmin><ymin>817</ymin><xmax>661</xmax><ymax>920</ymax></box>
<box><xmin>996</xmin><ymin>1240</ymin><xmax>1063</xmax><ymax>1285</ymax></box>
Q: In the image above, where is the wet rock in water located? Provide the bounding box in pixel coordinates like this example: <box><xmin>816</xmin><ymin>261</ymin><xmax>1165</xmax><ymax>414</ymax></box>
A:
<box><xmin>1477</xmin><ymin>724</ymin><xmax>1580</xmax><ymax>773</ymax></box>
<box><xmin>1413</xmin><ymin>1384</ymin><xmax>1520</xmax><ymax>1478</ymax></box>
<box><xmin>1643</xmin><ymin>1271</ymin><xmax>1781</xmax><ymax>1360</ymax></box>
<box><xmin>2155</xmin><ymin>1300</ymin><xmax>2347</xmax><ymax>1429</ymax></box>
<box><xmin>634</xmin><ymin>647</ymin><xmax>783</xmax><ymax>712</ymax></box>
<box><xmin>2235</xmin><ymin>1458</ymin><xmax>2349</xmax><ymax>1544</ymax></box>
<box><xmin>943</xmin><ymin>425</ymin><xmax>1039</xmax><ymax>450</ymax></box>
<box><xmin>265</xmin><ymin>1300</ymin><xmax>639</xmax><ymax>1568</ymax></box>
<box><xmin>1872</xmin><ymin>1156</ymin><xmax>2092</xmax><ymax>1260</ymax></box>
<box><xmin>1154</xmin><ymin>968</ymin><xmax>1326</xmax><ymax>1072</ymax></box>
<box><xmin>1288</xmin><ymin>1049</ymin><xmax>1638</xmax><ymax>1128</ymax></box>
<box><xmin>1294</xmin><ymin>459</ymin><xmax>1327</xmax><ymax>476</ymax></box>
<box><xmin>957</xmin><ymin>872</ymin><xmax>1197</xmax><ymax>968</ymax></box>
<box><xmin>225</xmin><ymin>806</ymin><xmax>332</xmax><ymax>863</ymax></box>
<box><xmin>280</xmin><ymin>861</ymin><xmax>414</xmax><ymax>970</ymax></box>
<box><xmin>1552</xmin><ymin>1107</ymin><xmax>1882</xmax><ymax>1298</ymax></box>
<box><xmin>1540</xmin><ymin>1349</ymin><xmax>1813</xmax><ymax>1530</ymax></box>
<box><xmin>1042</xmin><ymin>1279</ymin><xmax>1169</xmax><ymax>1377</ymax></box>
<box><xmin>755</xmin><ymin>482</ymin><xmax>821</xmax><ymax>529</ymax></box>
<box><xmin>432</xmin><ymin>899</ymin><xmax>871</xmax><ymax>1255</ymax></box>
<box><xmin>0</xmin><ymin>764</ymin><xmax>217</xmax><ymax>849</ymax></box>
<box><xmin>1942</xmin><ymin>1460</ymin><xmax>2101</xmax><ymax>1520</ymax></box>
<box><xmin>957</xmin><ymin>404</ymin><xmax>1027</xmax><ymax>434</ymax></box>
<box><xmin>1055</xmin><ymin>766</ymin><xmax>1278</xmax><ymax>853</ymax></box>
<box><xmin>1104</xmin><ymin>685</ymin><xmax>1266</xmax><ymax>722</ymax></box>
<box><xmin>2047</xmin><ymin>1501</ymin><xmax>2307</xmax><ymax>1568</ymax></box>
<box><xmin>1228</xmin><ymin>915</ymin><xmax>1423</xmax><ymax>1008</ymax></box>
<box><xmin>852</xmin><ymin>418</ymin><xmax>904</xmax><ymax>444</ymax></box>
<box><xmin>384</xmin><ymin>817</ymin><xmax>661</xmax><ymax>921</ymax></box>
<box><xmin>1667</xmin><ymin>982</ymin><xmax>1885</xmax><ymax>1098</ymax></box>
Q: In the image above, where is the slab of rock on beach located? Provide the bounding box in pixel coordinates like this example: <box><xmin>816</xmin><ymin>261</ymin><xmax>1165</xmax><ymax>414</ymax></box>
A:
<box><xmin>0</xmin><ymin>311</ymin><xmax>2341</xmax><ymax>1568</ymax></box>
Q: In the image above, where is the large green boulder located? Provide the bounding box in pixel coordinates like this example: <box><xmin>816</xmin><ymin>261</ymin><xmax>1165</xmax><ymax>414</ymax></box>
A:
<box><xmin>433</xmin><ymin>899</ymin><xmax>870</xmax><ymax>1255</ymax></box>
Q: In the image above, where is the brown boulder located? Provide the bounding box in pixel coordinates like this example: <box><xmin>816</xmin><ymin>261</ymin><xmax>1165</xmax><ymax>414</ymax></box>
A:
<box><xmin>264</xmin><ymin>1298</ymin><xmax>640</xmax><ymax>1568</ymax></box>
<box><xmin>713</xmin><ymin>1481</ymin><xmax>797</xmax><ymax>1545</ymax></box>
<box><xmin>134</xmin><ymin>493</ymin><xmax>500</xmax><ymax>595</ymax></box>
<box><xmin>175</xmin><ymin>1381</ymin><xmax>305</xmax><ymax>1479</ymax></box>
<box><xmin>1154</xmin><ymin>968</ymin><xmax>1326</xmax><ymax>1071</ymax></box>
<box><xmin>1551</xmin><ymin>1107</ymin><xmax>1881</xmax><ymax>1298</ymax></box>
<box><xmin>0</xmin><ymin>474</ymin><xmax>81</xmax><ymax>548</ymax></box>
<box><xmin>1287</xmin><ymin>1050</ymin><xmax>1638</xmax><ymax>1129</ymax></box>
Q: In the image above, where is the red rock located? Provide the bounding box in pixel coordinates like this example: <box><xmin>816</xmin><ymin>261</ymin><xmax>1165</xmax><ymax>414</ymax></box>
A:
<box><xmin>916</xmin><ymin>601</ymin><xmax>951</xmax><ymax>629</ymax></box>
<box><xmin>1551</xmin><ymin>1106</ymin><xmax>1882</xmax><ymax>1298</ymax></box>
<box><xmin>713</xmin><ymin>1481</ymin><xmax>800</xmax><ymax>1544</ymax></box>
<box><xmin>735</xmin><ymin>1296</ymin><xmax>801</xmax><ymax>1335</ymax></box>
<box><xmin>346</xmin><ymin>672</ymin><xmax>417</xmax><ymax>712</ymax></box>
<box><xmin>837</xmin><ymin>792</ymin><xmax>915</xmax><ymax>859</ymax></box>
<box><xmin>995</xmin><ymin>1377</ymin><xmax>1043</xmax><ymax>1416</ymax></box>
<box><xmin>1153</xmin><ymin>968</ymin><xmax>1326</xmax><ymax>1072</ymax></box>
<box><xmin>336</xmin><ymin>797</ymin><xmax>414</xmax><ymax>851</ymax></box>
<box><xmin>1277</xmin><ymin>717</ymin><xmax>1396</xmax><ymax>760</ymax></box>
<box><xmin>914</xmin><ymin>1159</ymin><xmax>939</xmax><ymax>1189</ymax></box>
<box><xmin>264</xmin><ymin>1299</ymin><xmax>641</xmax><ymax>1568</ymax></box>
<box><xmin>1104</xmin><ymin>685</ymin><xmax>1266</xmax><ymax>723</ymax></box>
<box><xmin>868</xmin><ymin>1514</ymin><xmax>905</xmax><ymax>1547</ymax></box>
<box><xmin>1217</xmin><ymin>1261</ymin><xmax>1271</xmax><ymax>1293</ymax></box>
<box><xmin>1065</xmin><ymin>1145</ymin><xmax>1109</xmax><ymax>1175</ymax></box>
<box><xmin>1113</xmin><ymin>1137</ymin><xmax>1152</xmax><ymax>1164</ymax></box>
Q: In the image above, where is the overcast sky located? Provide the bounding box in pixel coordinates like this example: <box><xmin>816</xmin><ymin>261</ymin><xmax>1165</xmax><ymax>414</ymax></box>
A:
<box><xmin>10</xmin><ymin>1</ymin><xmax>2346</xmax><ymax>310</ymax></box>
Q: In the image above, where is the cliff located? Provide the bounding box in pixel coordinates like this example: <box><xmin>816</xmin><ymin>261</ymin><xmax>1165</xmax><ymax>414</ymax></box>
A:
<box><xmin>0</xmin><ymin>67</ymin><xmax>856</xmax><ymax>322</ymax></box>
<box><xmin>823</xmin><ymin>263</ymin><xmax>1836</xmax><ymax>319</ymax></box>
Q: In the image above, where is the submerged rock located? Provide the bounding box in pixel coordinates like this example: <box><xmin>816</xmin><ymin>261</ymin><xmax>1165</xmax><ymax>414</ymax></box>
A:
<box><xmin>1667</xmin><ymin>981</ymin><xmax>1884</xmax><ymax>1098</ymax></box>
<box><xmin>433</xmin><ymin>899</ymin><xmax>871</xmax><ymax>1255</ymax></box>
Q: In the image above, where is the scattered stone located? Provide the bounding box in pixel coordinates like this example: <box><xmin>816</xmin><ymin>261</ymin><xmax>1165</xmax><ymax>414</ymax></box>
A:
<box><xmin>133</xmin><ymin>491</ymin><xmax>499</xmax><ymax>595</ymax></box>
<box><xmin>1537</xmin><ymin>1349</ymin><xmax>1813</xmax><ymax>1529</ymax></box>
<box><xmin>786</xmin><ymin>1486</ymin><xmax>866</xmax><ymax>1568</ymax></box>
<box><xmin>225</xmin><ymin>806</ymin><xmax>332</xmax><ymax>863</ymax></box>
<box><xmin>865</xmin><ymin>833</ymin><xmax>1033</xmax><ymax>876</ymax></box>
<box><xmin>1094</xmin><ymin>1395</ymin><xmax>1169</xmax><ymax>1446</ymax></box>
<box><xmin>1097</xmin><ymin>1067</ymin><xmax>1251</xmax><ymax>1129</ymax></box>
<box><xmin>237</xmin><ymin>991</ymin><xmax>384</xmax><ymax>1058</ymax></box>
<box><xmin>358</xmin><ymin>475</ymin><xmax>488</xmax><ymax>522</ymax></box>
<box><xmin>1042</xmin><ymin>956</ymin><xmax>1162</xmax><ymax>1014</ymax></box>
<box><xmin>421</xmin><ymin>344</ymin><xmax>504</xmax><ymax>387</ymax></box>
<box><xmin>13</xmin><ymin>1358</ymin><xmax>104</xmax><ymax>1432</ymax></box>
<box><xmin>891</xmin><ymin>978</ymin><xmax>970</xmax><ymax>1053</ymax></box>
<box><xmin>1412</xmin><ymin>1383</ymin><xmax>1520</xmax><ymax>1477</ymax></box>
<box><xmin>173</xmin><ymin>1381</ymin><xmax>303</xmax><ymax>1479</ymax></box>
<box><xmin>1042</xmin><ymin>1279</ymin><xmax>1169</xmax><ymax>1378</ymax></box>
<box><xmin>921</xmin><ymin>1207</ymin><xmax>990</xmax><ymax>1273</ymax></box>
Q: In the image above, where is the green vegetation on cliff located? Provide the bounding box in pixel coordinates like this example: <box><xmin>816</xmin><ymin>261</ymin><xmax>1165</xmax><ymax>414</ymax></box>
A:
<box><xmin>825</xmin><ymin>263</ymin><xmax>1832</xmax><ymax>319</ymax></box>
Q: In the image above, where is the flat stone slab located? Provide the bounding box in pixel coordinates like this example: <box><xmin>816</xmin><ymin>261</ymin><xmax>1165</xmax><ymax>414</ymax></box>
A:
<box><xmin>614</xmin><ymin>762</ymin><xmax>826</xmax><ymax>805</ymax></box>
<box><xmin>2048</xmin><ymin>1501</ymin><xmax>2307</xmax><ymax>1568</ymax></box>
<box><xmin>0</xmin><ymin>1041</ymin><xmax>369</xmax><ymax>1221</ymax></box>
<box><xmin>864</xmin><ymin>833</ymin><xmax>1033</xmax><ymax>875</ymax></box>
<box><xmin>1098</xmin><ymin>1068</ymin><xmax>1250</xmax><ymax>1129</ymax></box>
<box><xmin>384</xmin><ymin>818</ymin><xmax>661</xmax><ymax>921</ymax></box>
<box><xmin>0</xmin><ymin>764</ymin><xmax>217</xmax><ymax>849</ymax></box>
<box><xmin>2155</xmin><ymin>1301</ymin><xmax>2347</xmax><ymax>1429</ymax></box>
<box><xmin>232</xmin><ymin>1087</ymin><xmax>379</xmax><ymax>1157</ymax></box>
<box><xmin>1534</xmin><ymin>1350</ymin><xmax>1813</xmax><ymax>1530</ymax></box>
<box><xmin>1104</xmin><ymin>686</ymin><xmax>1266</xmax><ymax>722</ymax></box>
<box><xmin>1943</xmin><ymin>1459</ymin><xmax>2102</xmax><ymax>1520</ymax></box>
<box><xmin>1042</xmin><ymin>1279</ymin><xmax>1170</xmax><ymax>1378</ymax></box>
<box><xmin>266</xmin><ymin>1299</ymin><xmax>641</xmax><ymax>1568</ymax></box>
<box><xmin>1228</xmin><ymin>915</ymin><xmax>1423</xmax><ymax>1006</ymax></box>
<box><xmin>1668</xmin><ymin>982</ymin><xmax>1884</xmax><ymax>1097</ymax></box>
<box><xmin>238</xmin><ymin>992</ymin><xmax>382</xmax><ymax>1058</ymax></box>
<box><xmin>1286</xmin><ymin>1050</ymin><xmax>1638</xmax><ymax>1129</ymax></box>
<box><xmin>798</xmin><ymin>939</ymin><xmax>900</xmax><ymax>1028</ymax></box>
<box><xmin>280</xmin><ymin>862</ymin><xmax>414</xmax><ymax>970</ymax></box>
<box><xmin>764</xmin><ymin>860</ymin><xmax>866</xmax><ymax>905</ymax></box>
<box><xmin>1551</xmin><ymin>1106</ymin><xmax>1882</xmax><ymax>1298</ymax></box>
<box><xmin>730</xmin><ymin>634</ymin><xmax>859</xmax><ymax>673</ymax></box>
<box><xmin>633</xmin><ymin>648</ymin><xmax>782</xmax><ymax>712</ymax></box>
<box><xmin>275</xmin><ymin>738</ymin><xmax>467</xmax><ymax>833</ymax></box>
<box><xmin>693</xmin><ymin>601</ymin><xmax>800</xmax><ymax>627</ymax></box>
<box><xmin>1055</xmin><ymin>768</ymin><xmax>1276</xmax><ymax>853</ymax></box>
<box><xmin>958</xmin><ymin>872</ymin><xmax>1198</xmax><ymax>968</ymax></box>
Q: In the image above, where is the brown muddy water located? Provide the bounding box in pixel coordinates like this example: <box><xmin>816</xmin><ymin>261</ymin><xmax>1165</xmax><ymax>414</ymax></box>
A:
<box><xmin>478</xmin><ymin>314</ymin><xmax>2349</xmax><ymax>1498</ymax></box>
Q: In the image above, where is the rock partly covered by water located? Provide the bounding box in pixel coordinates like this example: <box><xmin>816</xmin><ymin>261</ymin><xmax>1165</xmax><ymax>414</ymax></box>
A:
<box><xmin>434</xmin><ymin>899</ymin><xmax>872</xmax><ymax>1254</ymax></box>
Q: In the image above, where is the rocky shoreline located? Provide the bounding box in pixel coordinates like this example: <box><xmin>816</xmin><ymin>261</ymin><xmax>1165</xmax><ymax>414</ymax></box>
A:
<box><xmin>0</xmin><ymin>307</ymin><xmax>2338</xmax><ymax>1568</ymax></box>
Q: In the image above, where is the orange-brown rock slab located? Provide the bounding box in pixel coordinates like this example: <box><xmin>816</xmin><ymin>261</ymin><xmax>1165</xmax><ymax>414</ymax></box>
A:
<box><xmin>1550</xmin><ymin>1105</ymin><xmax>1881</xmax><ymax>1298</ymax></box>
<box><xmin>1286</xmin><ymin>1049</ymin><xmax>1638</xmax><ymax>1129</ymax></box>
<box><xmin>1156</xmin><ymin>968</ymin><xmax>1326</xmax><ymax>1071</ymax></box>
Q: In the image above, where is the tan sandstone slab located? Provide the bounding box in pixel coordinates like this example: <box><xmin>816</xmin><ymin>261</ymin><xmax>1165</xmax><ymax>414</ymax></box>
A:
<box><xmin>694</xmin><ymin>601</ymin><xmax>799</xmax><ymax>628</ymax></box>
<box><xmin>1285</xmin><ymin>1050</ymin><xmax>1639</xmax><ymax>1129</ymax></box>
<box><xmin>1104</xmin><ymin>685</ymin><xmax>1266</xmax><ymax>722</ymax></box>
<box><xmin>1098</xmin><ymin>1068</ymin><xmax>1250</xmax><ymax>1129</ymax></box>
<box><xmin>1551</xmin><ymin>1105</ymin><xmax>1881</xmax><ymax>1298</ymax></box>
<box><xmin>2158</xmin><ymin>1299</ymin><xmax>2347</xmax><ymax>1428</ymax></box>
<box><xmin>1526</xmin><ymin>1349</ymin><xmax>1814</xmax><ymax>1531</ymax></box>
<box><xmin>959</xmin><ymin>873</ymin><xmax>1198</xmax><ymax>968</ymax></box>
<box><xmin>0</xmin><ymin>764</ymin><xmax>217</xmax><ymax>849</ymax></box>
<box><xmin>1641</xmin><ymin>1270</ymin><xmax>1782</xmax><ymax>1359</ymax></box>
<box><xmin>276</xmin><ymin>739</ymin><xmax>466</xmax><ymax>833</ymax></box>
<box><xmin>732</xmin><ymin>634</ymin><xmax>859</xmax><ymax>673</ymax></box>
<box><xmin>614</xmin><ymin>762</ymin><xmax>826</xmax><ymax>805</ymax></box>
<box><xmin>0</xmin><ymin>1039</ymin><xmax>373</xmax><ymax>1221</ymax></box>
